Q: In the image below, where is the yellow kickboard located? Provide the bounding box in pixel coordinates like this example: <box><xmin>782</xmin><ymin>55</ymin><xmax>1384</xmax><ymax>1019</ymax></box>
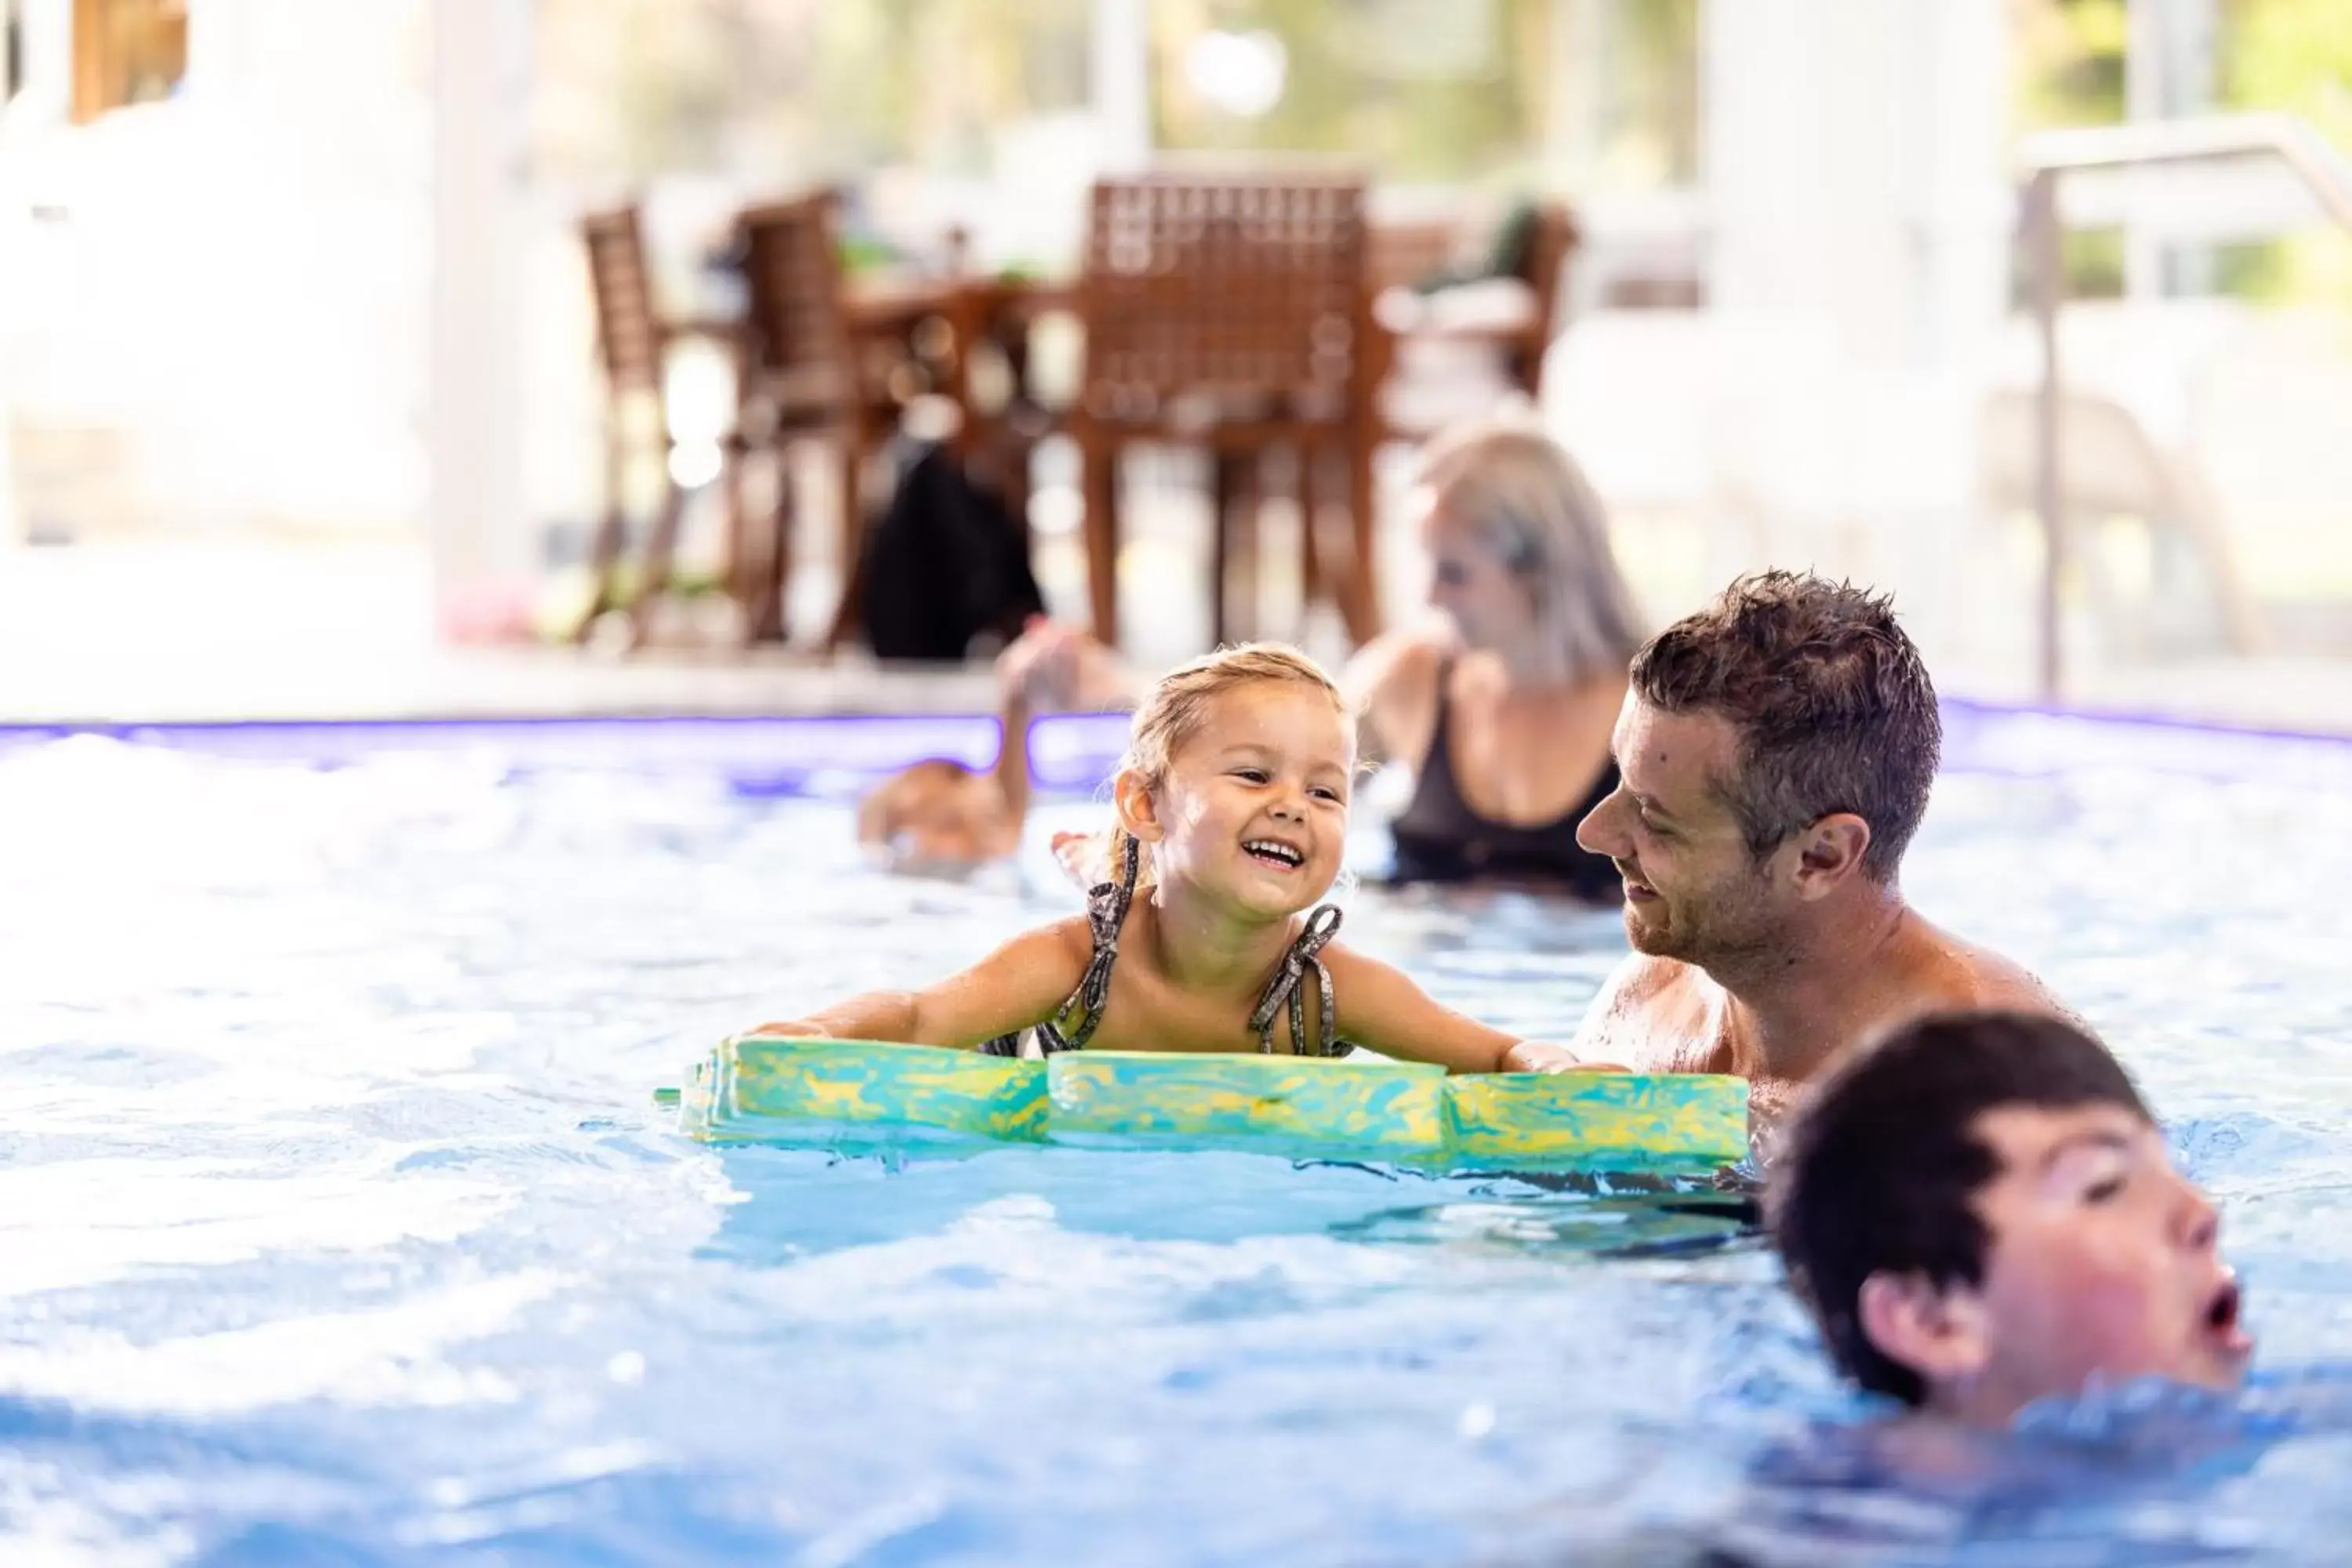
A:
<box><xmin>676</xmin><ymin>1036</ymin><xmax>1746</xmax><ymax>1171</ymax></box>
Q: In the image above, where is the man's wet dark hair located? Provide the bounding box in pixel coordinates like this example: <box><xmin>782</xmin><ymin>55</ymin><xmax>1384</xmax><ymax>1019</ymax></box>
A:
<box><xmin>1767</xmin><ymin>1011</ymin><xmax>2148</xmax><ymax>1406</ymax></box>
<box><xmin>1629</xmin><ymin>570</ymin><xmax>1940</xmax><ymax>880</ymax></box>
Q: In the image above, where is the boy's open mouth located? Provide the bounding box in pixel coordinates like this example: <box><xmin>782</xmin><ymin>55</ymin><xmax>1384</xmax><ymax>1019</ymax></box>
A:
<box><xmin>2202</xmin><ymin>1277</ymin><xmax>2252</xmax><ymax>1356</ymax></box>
<box><xmin>1243</xmin><ymin>839</ymin><xmax>1305</xmax><ymax>870</ymax></box>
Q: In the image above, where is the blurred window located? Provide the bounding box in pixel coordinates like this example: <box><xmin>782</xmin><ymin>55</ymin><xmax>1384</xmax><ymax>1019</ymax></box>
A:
<box><xmin>2214</xmin><ymin>0</ymin><xmax>2352</xmax><ymax>300</ymax></box>
<box><xmin>1149</xmin><ymin>0</ymin><xmax>1699</xmax><ymax>191</ymax></box>
<box><xmin>71</xmin><ymin>0</ymin><xmax>187</xmax><ymax>124</ymax></box>
<box><xmin>2012</xmin><ymin>0</ymin><xmax>2352</xmax><ymax>302</ymax></box>
<box><xmin>533</xmin><ymin>0</ymin><xmax>1093</xmax><ymax>184</ymax></box>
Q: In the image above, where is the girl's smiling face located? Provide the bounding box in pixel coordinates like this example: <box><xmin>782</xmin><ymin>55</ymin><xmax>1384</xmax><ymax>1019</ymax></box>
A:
<box><xmin>1117</xmin><ymin>680</ymin><xmax>1353</xmax><ymax>920</ymax></box>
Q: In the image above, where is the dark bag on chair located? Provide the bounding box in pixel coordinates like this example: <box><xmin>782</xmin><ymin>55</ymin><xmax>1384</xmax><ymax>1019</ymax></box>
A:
<box><xmin>857</xmin><ymin>443</ymin><xmax>1045</xmax><ymax>661</ymax></box>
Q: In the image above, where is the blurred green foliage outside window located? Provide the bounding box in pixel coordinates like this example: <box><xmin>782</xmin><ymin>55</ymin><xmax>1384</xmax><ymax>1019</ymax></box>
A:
<box><xmin>2013</xmin><ymin>0</ymin><xmax>2352</xmax><ymax>303</ymax></box>
<box><xmin>2218</xmin><ymin>0</ymin><xmax>2352</xmax><ymax>299</ymax></box>
<box><xmin>1149</xmin><ymin>0</ymin><xmax>1700</xmax><ymax>191</ymax></box>
<box><xmin>533</xmin><ymin>0</ymin><xmax>1091</xmax><ymax>185</ymax></box>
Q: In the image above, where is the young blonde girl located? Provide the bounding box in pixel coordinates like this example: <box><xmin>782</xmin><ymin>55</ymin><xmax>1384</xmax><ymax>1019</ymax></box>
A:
<box><xmin>755</xmin><ymin>643</ymin><xmax>1601</xmax><ymax>1072</ymax></box>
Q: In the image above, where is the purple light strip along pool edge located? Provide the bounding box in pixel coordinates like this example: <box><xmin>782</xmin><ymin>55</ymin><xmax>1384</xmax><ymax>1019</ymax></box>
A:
<box><xmin>3</xmin><ymin>699</ymin><xmax>2349</xmax><ymax>794</ymax></box>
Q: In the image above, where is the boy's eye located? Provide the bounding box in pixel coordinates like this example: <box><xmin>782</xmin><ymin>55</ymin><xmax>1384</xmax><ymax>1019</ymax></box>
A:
<box><xmin>1232</xmin><ymin>768</ymin><xmax>1269</xmax><ymax>784</ymax></box>
<box><xmin>2084</xmin><ymin>1172</ymin><xmax>2126</xmax><ymax>1204</ymax></box>
<box><xmin>1310</xmin><ymin>786</ymin><xmax>1345</xmax><ymax>804</ymax></box>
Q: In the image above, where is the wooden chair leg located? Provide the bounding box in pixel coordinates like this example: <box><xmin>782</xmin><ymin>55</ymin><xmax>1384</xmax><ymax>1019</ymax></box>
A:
<box><xmin>836</xmin><ymin>439</ymin><xmax>863</xmax><ymax>593</ymax></box>
<box><xmin>768</xmin><ymin>441</ymin><xmax>797</xmax><ymax>645</ymax></box>
<box><xmin>1003</xmin><ymin>439</ymin><xmax>1033</xmax><ymax>552</ymax></box>
<box><xmin>626</xmin><ymin>461</ymin><xmax>690</xmax><ymax>648</ymax></box>
<box><xmin>719</xmin><ymin>431</ymin><xmax>752</xmax><ymax>629</ymax></box>
<box><xmin>1213</xmin><ymin>448</ymin><xmax>1259</xmax><ymax>645</ymax></box>
<box><xmin>1298</xmin><ymin>442</ymin><xmax>1323</xmax><ymax>633</ymax></box>
<box><xmin>744</xmin><ymin>437</ymin><xmax>793</xmax><ymax>646</ymax></box>
<box><xmin>822</xmin><ymin>431</ymin><xmax>870</xmax><ymax>653</ymax></box>
<box><xmin>822</xmin><ymin>503</ymin><xmax>867</xmax><ymax>655</ymax></box>
<box><xmin>1340</xmin><ymin>430</ymin><xmax>1381</xmax><ymax>647</ymax></box>
<box><xmin>1080</xmin><ymin>431</ymin><xmax>1120</xmax><ymax>648</ymax></box>
<box><xmin>574</xmin><ymin>426</ymin><xmax>629</xmax><ymax>642</ymax></box>
<box><xmin>1210</xmin><ymin>450</ymin><xmax>1232</xmax><ymax>648</ymax></box>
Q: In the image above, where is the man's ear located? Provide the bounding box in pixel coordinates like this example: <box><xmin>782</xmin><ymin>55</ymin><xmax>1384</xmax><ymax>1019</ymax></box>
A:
<box><xmin>1789</xmin><ymin>811</ymin><xmax>1871</xmax><ymax>900</ymax></box>
<box><xmin>1857</xmin><ymin>1269</ymin><xmax>1991</xmax><ymax>1393</ymax></box>
<box><xmin>1112</xmin><ymin>769</ymin><xmax>1164</xmax><ymax>843</ymax></box>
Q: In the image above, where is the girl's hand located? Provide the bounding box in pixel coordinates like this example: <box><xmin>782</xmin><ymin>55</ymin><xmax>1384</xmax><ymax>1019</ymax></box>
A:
<box><xmin>996</xmin><ymin>618</ymin><xmax>1080</xmax><ymax>708</ymax></box>
<box><xmin>1049</xmin><ymin>829</ymin><xmax>1108</xmax><ymax>891</ymax></box>
<box><xmin>996</xmin><ymin>619</ymin><xmax>1131</xmax><ymax>711</ymax></box>
<box><xmin>1502</xmin><ymin>1040</ymin><xmax>1632</xmax><ymax>1073</ymax></box>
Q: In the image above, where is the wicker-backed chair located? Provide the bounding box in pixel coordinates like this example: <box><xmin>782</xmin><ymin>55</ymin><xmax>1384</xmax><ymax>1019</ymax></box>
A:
<box><xmin>580</xmin><ymin>194</ymin><xmax>967</xmax><ymax>650</ymax></box>
<box><xmin>724</xmin><ymin>190</ymin><xmax>902</xmax><ymax>648</ymax></box>
<box><xmin>575</xmin><ymin>205</ymin><xmax>706</xmax><ymax>641</ymax></box>
<box><xmin>1501</xmin><ymin>201</ymin><xmax>1577</xmax><ymax>401</ymax></box>
<box><xmin>1073</xmin><ymin>174</ymin><xmax>1381</xmax><ymax>649</ymax></box>
<box><xmin>1367</xmin><ymin>216</ymin><xmax>1460</xmax><ymax>296</ymax></box>
<box><xmin>1368</xmin><ymin>199</ymin><xmax>1580</xmax><ymax>436</ymax></box>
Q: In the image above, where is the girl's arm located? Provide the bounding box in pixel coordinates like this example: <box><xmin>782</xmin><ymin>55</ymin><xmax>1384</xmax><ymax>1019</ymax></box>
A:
<box><xmin>750</xmin><ymin>920</ymin><xmax>1089</xmax><ymax>1049</ymax></box>
<box><xmin>855</xmin><ymin>768</ymin><xmax>916</xmax><ymax>846</ymax></box>
<box><xmin>990</xmin><ymin>691</ymin><xmax>1033</xmax><ymax>828</ymax></box>
<box><xmin>1323</xmin><ymin>946</ymin><xmax>1625</xmax><ymax>1073</ymax></box>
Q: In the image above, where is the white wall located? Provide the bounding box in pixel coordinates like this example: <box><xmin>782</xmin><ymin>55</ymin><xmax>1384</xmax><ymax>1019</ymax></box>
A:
<box><xmin>427</xmin><ymin>0</ymin><xmax>533</xmax><ymax>612</ymax></box>
<box><xmin>1552</xmin><ymin>0</ymin><xmax>2015</xmax><ymax>663</ymax></box>
<box><xmin>0</xmin><ymin>0</ymin><xmax>431</xmax><ymax>542</ymax></box>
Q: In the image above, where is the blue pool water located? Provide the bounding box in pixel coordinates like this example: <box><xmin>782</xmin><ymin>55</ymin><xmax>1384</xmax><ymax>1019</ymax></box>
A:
<box><xmin>4</xmin><ymin>707</ymin><xmax>2352</xmax><ymax>1565</ymax></box>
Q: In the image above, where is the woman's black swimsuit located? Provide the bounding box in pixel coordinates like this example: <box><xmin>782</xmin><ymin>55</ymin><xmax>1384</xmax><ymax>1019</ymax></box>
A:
<box><xmin>1386</xmin><ymin>660</ymin><xmax>1623</xmax><ymax>901</ymax></box>
<box><xmin>979</xmin><ymin>834</ymin><xmax>1352</xmax><ymax>1058</ymax></box>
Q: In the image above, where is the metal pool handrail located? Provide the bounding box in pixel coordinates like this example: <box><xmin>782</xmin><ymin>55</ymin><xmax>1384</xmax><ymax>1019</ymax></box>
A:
<box><xmin>2016</xmin><ymin>111</ymin><xmax>2352</xmax><ymax>699</ymax></box>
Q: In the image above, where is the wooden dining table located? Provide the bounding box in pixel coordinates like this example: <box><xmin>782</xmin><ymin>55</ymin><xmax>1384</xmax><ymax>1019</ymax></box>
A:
<box><xmin>837</xmin><ymin>271</ymin><xmax>1077</xmax><ymax>458</ymax></box>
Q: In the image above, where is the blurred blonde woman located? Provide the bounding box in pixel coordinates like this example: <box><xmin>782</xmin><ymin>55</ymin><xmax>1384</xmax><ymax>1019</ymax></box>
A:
<box><xmin>1346</xmin><ymin>413</ymin><xmax>1642</xmax><ymax>898</ymax></box>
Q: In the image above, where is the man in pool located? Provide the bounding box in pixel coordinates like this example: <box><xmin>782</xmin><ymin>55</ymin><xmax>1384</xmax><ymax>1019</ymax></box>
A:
<box><xmin>1769</xmin><ymin>1011</ymin><xmax>2250</xmax><ymax>1427</ymax></box>
<box><xmin>1570</xmin><ymin>571</ymin><xmax>2077</xmax><ymax>1123</ymax></box>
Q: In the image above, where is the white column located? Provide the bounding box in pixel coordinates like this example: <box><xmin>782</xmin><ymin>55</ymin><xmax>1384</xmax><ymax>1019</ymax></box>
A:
<box><xmin>0</xmin><ymin>0</ymin><xmax>74</xmax><ymax>544</ymax></box>
<box><xmin>1089</xmin><ymin>0</ymin><xmax>1150</xmax><ymax>172</ymax></box>
<box><xmin>1704</xmin><ymin>0</ymin><xmax>2008</xmax><ymax>358</ymax></box>
<box><xmin>1909</xmin><ymin>0</ymin><xmax>2013</xmax><ymax>372</ymax></box>
<box><xmin>427</xmin><ymin>0</ymin><xmax>533</xmax><ymax>625</ymax></box>
<box><xmin>1697</xmin><ymin>0</ymin><xmax>2012</xmax><ymax>657</ymax></box>
<box><xmin>2125</xmin><ymin>0</ymin><xmax>2218</xmax><ymax>298</ymax></box>
<box><xmin>1702</xmin><ymin>0</ymin><xmax>1835</xmax><ymax>323</ymax></box>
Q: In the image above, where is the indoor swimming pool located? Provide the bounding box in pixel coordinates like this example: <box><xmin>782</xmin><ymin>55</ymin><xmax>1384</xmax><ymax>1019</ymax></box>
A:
<box><xmin>2</xmin><ymin>705</ymin><xmax>2350</xmax><ymax>1564</ymax></box>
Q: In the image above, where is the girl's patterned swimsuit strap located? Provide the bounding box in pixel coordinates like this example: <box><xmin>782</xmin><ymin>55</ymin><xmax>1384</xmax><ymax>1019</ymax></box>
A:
<box><xmin>980</xmin><ymin>834</ymin><xmax>1349</xmax><ymax>1058</ymax></box>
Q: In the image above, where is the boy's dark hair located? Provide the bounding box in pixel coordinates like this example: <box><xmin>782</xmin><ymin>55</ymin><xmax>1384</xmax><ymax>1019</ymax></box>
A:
<box><xmin>1768</xmin><ymin>1011</ymin><xmax>2147</xmax><ymax>1406</ymax></box>
<box><xmin>1629</xmin><ymin>571</ymin><xmax>1940</xmax><ymax>880</ymax></box>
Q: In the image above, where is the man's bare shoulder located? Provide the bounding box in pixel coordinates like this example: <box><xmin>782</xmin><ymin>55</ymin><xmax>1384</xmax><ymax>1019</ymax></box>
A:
<box><xmin>1575</xmin><ymin>950</ymin><xmax>1723</xmax><ymax>1069</ymax></box>
<box><xmin>1911</xmin><ymin>919</ymin><xmax>2081</xmax><ymax>1027</ymax></box>
<box><xmin>1592</xmin><ymin>949</ymin><xmax>1696</xmax><ymax>1008</ymax></box>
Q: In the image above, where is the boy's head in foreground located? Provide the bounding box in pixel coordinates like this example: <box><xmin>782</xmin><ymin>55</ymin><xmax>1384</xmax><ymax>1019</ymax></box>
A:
<box><xmin>1769</xmin><ymin>1011</ymin><xmax>2249</xmax><ymax>1428</ymax></box>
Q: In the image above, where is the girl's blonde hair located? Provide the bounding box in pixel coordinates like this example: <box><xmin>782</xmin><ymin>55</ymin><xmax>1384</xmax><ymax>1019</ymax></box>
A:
<box><xmin>1415</xmin><ymin>411</ymin><xmax>1645</xmax><ymax>684</ymax></box>
<box><xmin>1102</xmin><ymin>641</ymin><xmax>1351</xmax><ymax>888</ymax></box>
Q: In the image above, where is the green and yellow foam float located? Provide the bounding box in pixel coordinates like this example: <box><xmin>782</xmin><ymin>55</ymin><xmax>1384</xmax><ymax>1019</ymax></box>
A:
<box><xmin>670</xmin><ymin>1036</ymin><xmax>1748</xmax><ymax>1174</ymax></box>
